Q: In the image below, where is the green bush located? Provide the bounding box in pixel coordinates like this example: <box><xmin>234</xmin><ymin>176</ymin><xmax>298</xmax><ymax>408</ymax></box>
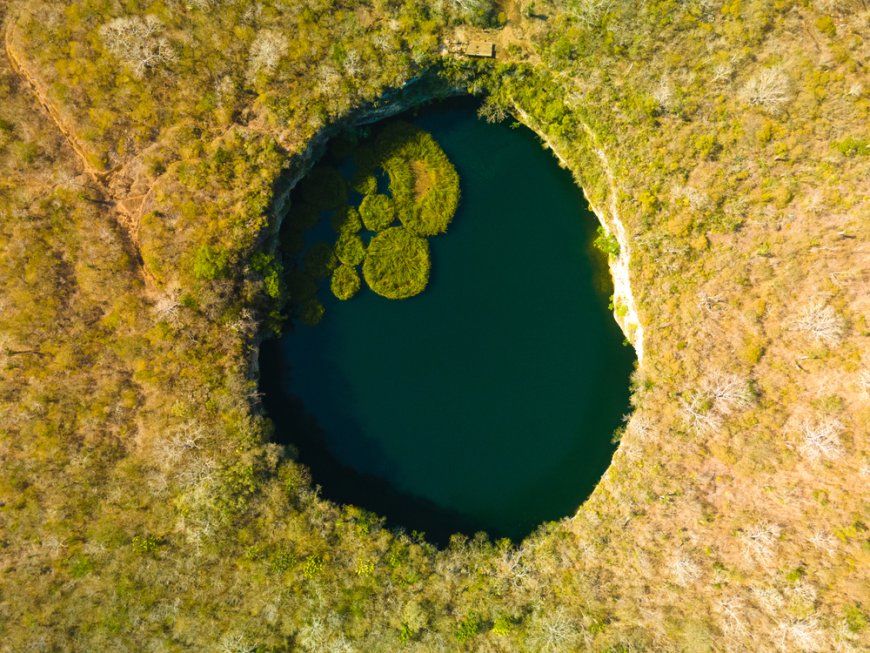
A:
<box><xmin>362</xmin><ymin>227</ymin><xmax>430</xmax><ymax>299</ymax></box>
<box><xmin>833</xmin><ymin>136</ymin><xmax>870</xmax><ymax>157</ymax></box>
<box><xmin>594</xmin><ymin>225</ymin><xmax>621</xmax><ymax>257</ymax></box>
<box><xmin>454</xmin><ymin>612</ymin><xmax>481</xmax><ymax>643</ymax></box>
<box><xmin>193</xmin><ymin>245</ymin><xmax>230</xmax><ymax>280</ymax></box>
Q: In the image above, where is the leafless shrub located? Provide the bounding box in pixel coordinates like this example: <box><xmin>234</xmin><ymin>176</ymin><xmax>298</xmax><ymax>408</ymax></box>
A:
<box><xmin>153</xmin><ymin>289</ymin><xmax>181</xmax><ymax>324</ymax></box>
<box><xmin>775</xmin><ymin>618</ymin><xmax>825</xmax><ymax>652</ymax></box>
<box><xmin>100</xmin><ymin>15</ymin><xmax>175</xmax><ymax>78</ymax></box>
<box><xmin>477</xmin><ymin>98</ymin><xmax>509</xmax><ymax>124</ymax></box>
<box><xmin>792</xmin><ymin>300</ymin><xmax>845</xmax><ymax>346</ymax></box>
<box><xmin>670</xmin><ymin>554</ymin><xmax>701</xmax><ymax>586</ymax></box>
<box><xmin>798</xmin><ymin>417</ymin><xmax>844</xmax><ymax>462</ymax></box>
<box><xmin>673</xmin><ymin>184</ymin><xmax>711</xmax><ymax>213</ymax></box>
<box><xmin>753</xmin><ymin>586</ymin><xmax>785</xmax><ymax>615</ymax></box>
<box><xmin>808</xmin><ymin>529</ymin><xmax>838</xmax><ymax>557</ymax></box>
<box><xmin>218</xmin><ymin>634</ymin><xmax>257</xmax><ymax>653</ymax></box>
<box><xmin>740</xmin><ymin>66</ymin><xmax>792</xmax><ymax>115</ymax></box>
<box><xmin>570</xmin><ymin>0</ymin><xmax>616</xmax><ymax>28</ymax></box>
<box><xmin>814</xmin><ymin>0</ymin><xmax>861</xmax><ymax>15</ymax></box>
<box><xmin>712</xmin><ymin>62</ymin><xmax>734</xmax><ymax>83</ymax></box>
<box><xmin>246</xmin><ymin>29</ymin><xmax>287</xmax><ymax>81</ymax></box>
<box><xmin>717</xmin><ymin>597</ymin><xmax>751</xmax><ymax>640</ymax></box>
<box><xmin>740</xmin><ymin>522</ymin><xmax>781</xmax><ymax>566</ymax></box>
<box><xmin>652</xmin><ymin>78</ymin><xmax>675</xmax><ymax>112</ymax></box>
<box><xmin>526</xmin><ymin>608</ymin><xmax>585</xmax><ymax>652</ymax></box>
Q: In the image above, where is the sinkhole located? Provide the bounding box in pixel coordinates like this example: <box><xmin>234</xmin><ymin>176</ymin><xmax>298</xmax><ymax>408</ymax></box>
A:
<box><xmin>259</xmin><ymin>97</ymin><xmax>635</xmax><ymax>544</ymax></box>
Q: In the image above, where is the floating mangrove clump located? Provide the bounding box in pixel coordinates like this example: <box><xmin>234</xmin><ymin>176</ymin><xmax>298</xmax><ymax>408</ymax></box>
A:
<box><xmin>335</xmin><ymin>232</ymin><xmax>366</xmax><ymax>266</ymax></box>
<box><xmin>356</xmin><ymin>121</ymin><xmax>460</xmax><ymax>236</ymax></box>
<box><xmin>362</xmin><ymin>226</ymin><xmax>430</xmax><ymax>299</ymax></box>
<box><xmin>331</xmin><ymin>205</ymin><xmax>362</xmax><ymax>235</ymax></box>
<box><xmin>303</xmin><ymin>242</ymin><xmax>338</xmax><ymax>279</ymax></box>
<box><xmin>359</xmin><ymin>193</ymin><xmax>396</xmax><ymax>231</ymax></box>
<box><xmin>286</xmin><ymin>269</ymin><xmax>324</xmax><ymax>325</ymax></box>
<box><xmin>352</xmin><ymin>171</ymin><xmax>378</xmax><ymax>195</ymax></box>
<box><xmin>285</xmin><ymin>121</ymin><xmax>459</xmax><ymax>315</ymax></box>
<box><xmin>299</xmin><ymin>166</ymin><xmax>347</xmax><ymax>209</ymax></box>
<box><xmin>330</xmin><ymin>263</ymin><xmax>361</xmax><ymax>300</ymax></box>
<box><xmin>280</xmin><ymin>202</ymin><xmax>321</xmax><ymax>255</ymax></box>
<box><xmin>298</xmin><ymin>297</ymin><xmax>325</xmax><ymax>326</ymax></box>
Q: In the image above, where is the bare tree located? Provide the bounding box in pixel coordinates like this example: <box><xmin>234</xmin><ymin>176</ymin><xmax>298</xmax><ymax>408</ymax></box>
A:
<box><xmin>798</xmin><ymin>416</ymin><xmax>844</xmax><ymax>462</ymax></box>
<box><xmin>670</xmin><ymin>554</ymin><xmax>701</xmax><ymax>586</ymax></box>
<box><xmin>775</xmin><ymin>618</ymin><xmax>825</xmax><ymax>653</ymax></box>
<box><xmin>681</xmin><ymin>371</ymin><xmax>753</xmax><ymax>434</ymax></box>
<box><xmin>246</xmin><ymin>29</ymin><xmax>288</xmax><ymax>81</ymax></box>
<box><xmin>526</xmin><ymin>608</ymin><xmax>585</xmax><ymax>652</ymax></box>
<box><xmin>792</xmin><ymin>300</ymin><xmax>845</xmax><ymax>346</ymax></box>
<box><xmin>739</xmin><ymin>66</ymin><xmax>792</xmax><ymax>115</ymax></box>
<box><xmin>477</xmin><ymin>97</ymin><xmax>509</xmax><ymax>124</ymax></box>
<box><xmin>652</xmin><ymin>77</ymin><xmax>675</xmax><ymax>112</ymax></box>
<box><xmin>100</xmin><ymin>15</ymin><xmax>175</xmax><ymax>78</ymax></box>
<box><xmin>740</xmin><ymin>521</ymin><xmax>781</xmax><ymax>566</ymax></box>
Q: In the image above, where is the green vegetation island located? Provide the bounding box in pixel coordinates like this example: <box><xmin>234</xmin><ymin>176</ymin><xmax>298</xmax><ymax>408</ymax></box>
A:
<box><xmin>0</xmin><ymin>0</ymin><xmax>868</xmax><ymax>651</ymax></box>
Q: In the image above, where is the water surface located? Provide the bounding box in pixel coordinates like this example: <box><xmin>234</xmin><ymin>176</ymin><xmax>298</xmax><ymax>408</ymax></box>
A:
<box><xmin>260</xmin><ymin>99</ymin><xmax>635</xmax><ymax>543</ymax></box>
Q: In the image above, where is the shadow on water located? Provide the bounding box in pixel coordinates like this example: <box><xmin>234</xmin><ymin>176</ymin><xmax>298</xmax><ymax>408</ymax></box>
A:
<box><xmin>259</xmin><ymin>338</ymin><xmax>483</xmax><ymax>545</ymax></box>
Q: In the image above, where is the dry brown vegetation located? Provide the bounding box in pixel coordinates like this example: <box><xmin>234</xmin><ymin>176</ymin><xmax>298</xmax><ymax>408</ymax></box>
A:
<box><xmin>0</xmin><ymin>0</ymin><xmax>867</xmax><ymax>651</ymax></box>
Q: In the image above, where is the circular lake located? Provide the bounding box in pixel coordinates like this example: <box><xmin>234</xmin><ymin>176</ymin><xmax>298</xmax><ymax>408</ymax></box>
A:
<box><xmin>260</xmin><ymin>99</ymin><xmax>635</xmax><ymax>543</ymax></box>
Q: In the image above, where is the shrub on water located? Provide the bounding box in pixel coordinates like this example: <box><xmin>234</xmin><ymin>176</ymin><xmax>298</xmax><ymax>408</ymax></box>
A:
<box><xmin>359</xmin><ymin>193</ymin><xmax>396</xmax><ymax>231</ymax></box>
<box><xmin>330</xmin><ymin>263</ymin><xmax>361</xmax><ymax>300</ymax></box>
<box><xmin>362</xmin><ymin>227</ymin><xmax>430</xmax><ymax>299</ymax></box>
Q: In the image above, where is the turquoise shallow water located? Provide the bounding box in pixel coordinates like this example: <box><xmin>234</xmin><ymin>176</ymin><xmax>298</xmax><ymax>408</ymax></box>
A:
<box><xmin>260</xmin><ymin>98</ymin><xmax>635</xmax><ymax>543</ymax></box>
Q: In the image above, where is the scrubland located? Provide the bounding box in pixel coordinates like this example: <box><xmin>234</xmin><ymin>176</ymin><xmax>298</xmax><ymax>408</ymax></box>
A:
<box><xmin>0</xmin><ymin>0</ymin><xmax>867</xmax><ymax>651</ymax></box>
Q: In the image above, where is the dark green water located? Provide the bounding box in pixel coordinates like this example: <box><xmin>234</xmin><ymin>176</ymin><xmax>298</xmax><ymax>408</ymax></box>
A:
<box><xmin>260</xmin><ymin>98</ymin><xmax>635</xmax><ymax>543</ymax></box>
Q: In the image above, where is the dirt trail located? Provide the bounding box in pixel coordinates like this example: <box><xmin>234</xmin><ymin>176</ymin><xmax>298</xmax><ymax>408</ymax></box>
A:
<box><xmin>5</xmin><ymin>13</ymin><xmax>152</xmax><ymax>287</ymax></box>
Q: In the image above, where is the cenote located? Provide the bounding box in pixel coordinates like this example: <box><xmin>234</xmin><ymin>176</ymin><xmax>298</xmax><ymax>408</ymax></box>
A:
<box><xmin>260</xmin><ymin>98</ymin><xmax>635</xmax><ymax>544</ymax></box>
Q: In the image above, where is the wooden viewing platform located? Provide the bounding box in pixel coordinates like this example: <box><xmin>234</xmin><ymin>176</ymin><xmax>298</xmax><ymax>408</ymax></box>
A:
<box><xmin>464</xmin><ymin>40</ymin><xmax>495</xmax><ymax>58</ymax></box>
